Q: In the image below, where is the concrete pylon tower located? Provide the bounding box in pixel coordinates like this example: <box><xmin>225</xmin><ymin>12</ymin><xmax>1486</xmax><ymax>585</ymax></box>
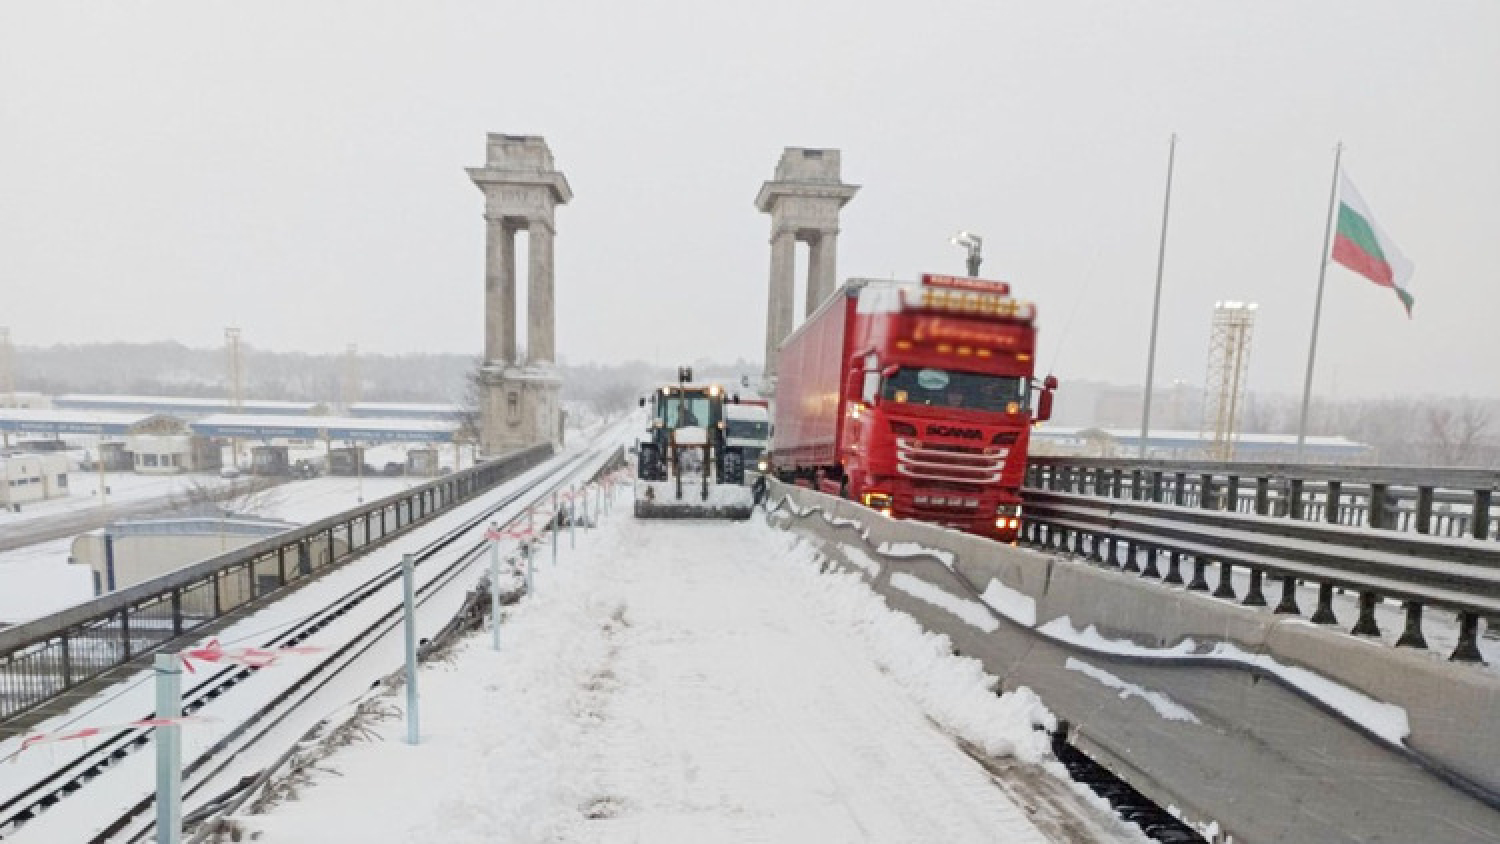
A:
<box><xmin>468</xmin><ymin>134</ymin><xmax>572</xmax><ymax>455</ymax></box>
<box><xmin>756</xmin><ymin>148</ymin><xmax>859</xmax><ymax>379</ymax></box>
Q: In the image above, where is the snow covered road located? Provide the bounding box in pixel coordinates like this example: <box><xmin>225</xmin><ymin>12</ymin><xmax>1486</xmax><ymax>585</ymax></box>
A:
<box><xmin>247</xmin><ymin>501</ymin><xmax>1139</xmax><ymax>843</ymax></box>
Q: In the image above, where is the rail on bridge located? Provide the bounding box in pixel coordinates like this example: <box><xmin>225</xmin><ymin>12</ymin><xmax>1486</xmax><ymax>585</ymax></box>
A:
<box><xmin>0</xmin><ymin>445</ymin><xmax>552</xmax><ymax>734</ymax></box>
<box><xmin>1025</xmin><ymin>457</ymin><xmax>1499</xmax><ymax>539</ymax></box>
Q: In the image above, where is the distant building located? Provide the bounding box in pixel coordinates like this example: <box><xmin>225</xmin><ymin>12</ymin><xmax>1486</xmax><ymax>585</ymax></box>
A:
<box><xmin>124</xmin><ymin>415</ymin><xmax>222</xmax><ymax>474</ymax></box>
<box><xmin>0</xmin><ymin>452</ymin><xmax>70</xmax><ymax>510</ymax></box>
<box><xmin>250</xmin><ymin>445</ymin><xmax>292</xmax><ymax>476</ymax></box>
<box><xmin>70</xmin><ymin>515</ymin><xmax>337</xmax><ymax>598</ymax></box>
<box><xmin>0</xmin><ymin>392</ymin><xmax>53</xmax><ymax>410</ymax></box>
<box><xmin>406</xmin><ymin>447</ymin><xmax>440</xmax><ymax>476</ymax></box>
<box><xmin>54</xmin><ymin>394</ymin><xmax>315</xmax><ymax>419</ymax></box>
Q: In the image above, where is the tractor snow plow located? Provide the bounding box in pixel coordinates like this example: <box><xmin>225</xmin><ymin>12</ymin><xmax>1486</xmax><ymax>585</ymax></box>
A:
<box><xmin>634</xmin><ymin>368</ymin><xmax>754</xmax><ymax>520</ymax></box>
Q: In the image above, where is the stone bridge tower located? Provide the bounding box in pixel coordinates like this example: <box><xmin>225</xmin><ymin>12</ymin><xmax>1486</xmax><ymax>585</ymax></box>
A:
<box><xmin>468</xmin><ymin>134</ymin><xmax>572</xmax><ymax>455</ymax></box>
<box><xmin>756</xmin><ymin>148</ymin><xmax>859</xmax><ymax>380</ymax></box>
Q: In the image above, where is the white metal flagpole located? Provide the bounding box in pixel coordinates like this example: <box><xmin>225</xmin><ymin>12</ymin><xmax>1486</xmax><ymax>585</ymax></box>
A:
<box><xmin>1295</xmin><ymin>142</ymin><xmax>1344</xmax><ymax>461</ymax></box>
<box><xmin>1138</xmin><ymin>134</ymin><xmax>1177</xmax><ymax>458</ymax></box>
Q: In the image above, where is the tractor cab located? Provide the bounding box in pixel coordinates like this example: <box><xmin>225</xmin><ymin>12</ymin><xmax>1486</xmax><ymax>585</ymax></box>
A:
<box><xmin>634</xmin><ymin>366</ymin><xmax>752</xmax><ymax>519</ymax></box>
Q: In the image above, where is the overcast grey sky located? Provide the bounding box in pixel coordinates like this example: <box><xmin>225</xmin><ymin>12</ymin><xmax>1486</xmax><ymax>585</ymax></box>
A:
<box><xmin>2</xmin><ymin>1</ymin><xmax>1496</xmax><ymax>397</ymax></box>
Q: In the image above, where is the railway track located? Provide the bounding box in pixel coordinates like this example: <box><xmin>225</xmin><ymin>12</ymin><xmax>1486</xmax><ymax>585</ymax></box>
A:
<box><xmin>0</xmin><ymin>437</ymin><xmax>623</xmax><ymax>843</ymax></box>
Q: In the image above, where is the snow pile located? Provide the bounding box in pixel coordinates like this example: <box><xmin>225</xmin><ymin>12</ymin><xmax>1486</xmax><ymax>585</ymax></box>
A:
<box><xmin>889</xmin><ymin>572</ymin><xmax>1000</xmax><ymax>633</ymax></box>
<box><xmin>876</xmin><ymin>540</ymin><xmax>957</xmax><ymax>569</ymax></box>
<box><xmin>768</xmin><ymin>529</ymin><xmax>1054</xmax><ymax>764</ymax></box>
<box><xmin>1065</xmin><ymin>658</ymin><xmax>1200</xmax><ymax>724</ymax></box>
<box><xmin>1040</xmin><ymin>616</ymin><xmax>1411</xmax><ymax>745</ymax></box>
<box><xmin>836</xmin><ymin>542</ymin><xmax>883</xmax><ymax>577</ymax></box>
<box><xmin>980</xmin><ymin>577</ymin><xmax>1037</xmax><ymax>627</ymax></box>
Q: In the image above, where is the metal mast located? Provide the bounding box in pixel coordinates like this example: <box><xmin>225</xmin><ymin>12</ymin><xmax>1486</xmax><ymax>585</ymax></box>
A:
<box><xmin>1202</xmin><ymin>302</ymin><xmax>1257</xmax><ymax>460</ymax></box>
<box><xmin>1138</xmin><ymin>134</ymin><xmax>1177</xmax><ymax>458</ymax></box>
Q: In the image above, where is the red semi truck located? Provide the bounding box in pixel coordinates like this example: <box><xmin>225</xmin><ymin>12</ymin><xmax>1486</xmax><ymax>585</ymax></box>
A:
<box><xmin>770</xmin><ymin>273</ymin><xmax>1056</xmax><ymax>541</ymax></box>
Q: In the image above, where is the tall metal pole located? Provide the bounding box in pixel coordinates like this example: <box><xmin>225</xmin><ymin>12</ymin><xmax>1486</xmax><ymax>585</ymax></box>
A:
<box><xmin>154</xmin><ymin>653</ymin><xmax>183</xmax><ymax>844</ymax></box>
<box><xmin>1295</xmin><ymin>142</ymin><xmax>1344</xmax><ymax>461</ymax></box>
<box><xmin>401</xmin><ymin>553</ymin><xmax>420</xmax><ymax>744</ymax></box>
<box><xmin>1138</xmin><ymin>134</ymin><xmax>1177</xmax><ymax>458</ymax></box>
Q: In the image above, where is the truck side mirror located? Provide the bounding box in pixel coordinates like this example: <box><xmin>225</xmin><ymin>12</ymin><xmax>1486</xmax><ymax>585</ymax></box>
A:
<box><xmin>1036</xmin><ymin>375</ymin><xmax>1058</xmax><ymax>422</ymax></box>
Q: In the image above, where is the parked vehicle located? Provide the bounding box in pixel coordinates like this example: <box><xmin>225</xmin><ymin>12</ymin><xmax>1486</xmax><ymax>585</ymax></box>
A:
<box><xmin>724</xmin><ymin>403</ymin><xmax>771</xmax><ymax>477</ymax></box>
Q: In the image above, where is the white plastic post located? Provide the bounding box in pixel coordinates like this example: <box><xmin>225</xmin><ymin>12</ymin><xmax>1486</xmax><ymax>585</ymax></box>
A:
<box><xmin>401</xmin><ymin>553</ymin><xmax>420</xmax><ymax>744</ymax></box>
<box><xmin>488</xmin><ymin>524</ymin><xmax>502</xmax><ymax>651</ymax></box>
<box><xmin>154</xmin><ymin>653</ymin><xmax>182</xmax><ymax>844</ymax></box>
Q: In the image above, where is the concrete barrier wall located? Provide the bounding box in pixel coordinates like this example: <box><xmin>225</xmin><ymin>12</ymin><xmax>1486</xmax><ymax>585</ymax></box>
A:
<box><xmin>764</xmin><ymin>481</ymin><xmax>1500</xmax><ymax>844</ymax></box>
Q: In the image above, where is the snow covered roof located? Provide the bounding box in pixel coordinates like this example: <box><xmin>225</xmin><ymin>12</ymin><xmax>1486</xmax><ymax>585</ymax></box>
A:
<box><xmin>192</xmin><ymin>413</ymin><xmax>457</xmax><ymax>443</ymax></box>
<box><xmin>0</xmin><ymin>408</ymin><xmax>150</xmax><ymax>435</ymax></box>
<box><xmin>55</xmin><ymin>394</ymin><xmax>315</xmax><ymax>413</ymax></box>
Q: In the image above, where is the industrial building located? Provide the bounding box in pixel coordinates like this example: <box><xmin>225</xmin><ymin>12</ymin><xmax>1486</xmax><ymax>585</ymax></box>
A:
<box><xmin>123</xmin><ymin>415</ymin><xmax>222</xmax><ymax>474</ymax></box>
<box><xmin>0</xmin><ymin>452</ymin><xmax>71</xmax><ymax>510</ymax></box>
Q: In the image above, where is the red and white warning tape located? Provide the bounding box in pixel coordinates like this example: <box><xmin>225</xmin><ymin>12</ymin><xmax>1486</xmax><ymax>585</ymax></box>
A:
<box><xmin>13</xmin><ymin>714</ymin><xmax>216</xmax><ymax>757</ymax></box>
<box><xmin>181</xmin><ymin>638</ymin><xmax>324</xmax><ymax>673</ymax></box>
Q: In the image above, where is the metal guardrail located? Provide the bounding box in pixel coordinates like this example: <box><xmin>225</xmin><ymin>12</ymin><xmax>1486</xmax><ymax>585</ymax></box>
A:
<box><xmin>0</xmin><ymin>445</ymin><xmax>552</xmax><ymax>725</ymax></box>
<box><xmin>1026</xmin><ymin>457</ymin><xmax>1499</xmax><ymax>540</ymax></box>
<box><xmin>1020</xmin><ymin>487</ymin><xmax>1500</xmax><ymax>662</ymax></box>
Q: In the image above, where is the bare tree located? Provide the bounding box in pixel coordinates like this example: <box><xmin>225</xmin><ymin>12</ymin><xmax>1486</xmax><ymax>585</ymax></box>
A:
<box><xmin>589</xmin><ymin>381</ymin><xmax>643</xmax><ymax>423</ymax></box>
<box><xmin>170</xmin><ymin>476</ymin><xmax>285</xmax><ymax>518</ymax></box>
<box><xmin>455</xmin><ymin>357</ymin><xmax>485</xmax><ymax>453</ymax></box>
<box><xmin>1426</xmin><ymin>399</ymin><xmax>1492</xmax><ymax>467</ymax></box>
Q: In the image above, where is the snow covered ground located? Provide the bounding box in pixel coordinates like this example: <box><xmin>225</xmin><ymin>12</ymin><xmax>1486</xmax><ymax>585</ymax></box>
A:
<box><xmin>0</xmin><ymin>537</ymin><xmax>93</xmax><ymax>622</ymax></box>
<box><xmin>242</xmin><ymin>507</ymin><xmax>1141</xmax><ymax>843</ymax></box>
<box><xmin>0</xmin><ymin>468</ymin><xmax>229</xmax><ymax>527</ymax></box>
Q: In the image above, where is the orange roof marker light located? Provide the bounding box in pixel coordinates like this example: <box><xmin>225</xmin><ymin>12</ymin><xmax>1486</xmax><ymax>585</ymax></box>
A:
<box><xmin>921</xmin><ymin>273</ymin><xmax>1011</xmax><ymax>295</ymax></box>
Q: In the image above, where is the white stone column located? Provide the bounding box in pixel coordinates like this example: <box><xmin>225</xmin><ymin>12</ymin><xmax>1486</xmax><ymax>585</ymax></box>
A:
<box><xmin>527</xmin><ymin>221</ymin><xmax>555</xmax><ymax>365</ymax></box>
<box><xmin>764</xmin><ymin>229</ymin><xmax>796</xmax><ymax>376</ymax></box>
<box><xmin>484</xmin><ymin>217</ymin><xmax>517</xmax><ymax>364</ymax></box>
<box><xmin>806</xmin><ymin>230</ymin><xmax>839</xmax><ymax>316</ymax></box>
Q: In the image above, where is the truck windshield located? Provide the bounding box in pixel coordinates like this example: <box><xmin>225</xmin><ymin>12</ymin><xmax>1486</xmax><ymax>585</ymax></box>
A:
<box><xmin>881</xmin><ymin>368</ymin><xmax>1027</xmax><ymax>413</ymax></box>
<box><xmin>663</xmin><ymin>395</ymin><xmax>711</xmax><ymax>428</ymax></box>
<box><xmin>727</xmin><ymin>420</ymin><xmax>769</xmax><ymax>440</ymax></box>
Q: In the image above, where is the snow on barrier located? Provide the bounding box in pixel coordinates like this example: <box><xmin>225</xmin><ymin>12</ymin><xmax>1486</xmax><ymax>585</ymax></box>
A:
<box><xmin>764</xmin><ymin>479</ymin><xmax>1500</xmax><ymax>844</ymax></box>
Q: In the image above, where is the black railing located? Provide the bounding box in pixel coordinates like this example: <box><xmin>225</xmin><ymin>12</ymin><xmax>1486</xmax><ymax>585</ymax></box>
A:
<box><xmin>1026</xmin><ymin>457</ymin><xmax>1499</xmax><ymax>540</ymax></box>
<box><xmin>0</xmin><ymin>445</ymin><xmax>551</xmax><ymax>725</ymax></box>
<box><xmin>1020</xmin><ymin>483</ymin><xmax>1500</xmax><ymax>662</ymax></box>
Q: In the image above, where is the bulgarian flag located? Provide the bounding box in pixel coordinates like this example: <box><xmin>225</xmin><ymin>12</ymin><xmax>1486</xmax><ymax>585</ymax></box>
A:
<box><xmin>1332</xmin><ymin>171</ymin><xmax>1415</xmax><ymax>317</ymax></box>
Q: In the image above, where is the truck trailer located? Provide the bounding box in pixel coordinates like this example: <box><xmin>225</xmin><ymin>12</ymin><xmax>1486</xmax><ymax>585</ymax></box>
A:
<box><xmin>769</xmin><ymin>273</ymin><xmax>1056</xmax><ymax>541</ymax></box>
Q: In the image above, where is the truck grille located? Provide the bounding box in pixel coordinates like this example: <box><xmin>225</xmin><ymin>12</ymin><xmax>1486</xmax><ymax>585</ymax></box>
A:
<box><xmin>895</xmin><ymin>438</ymin><xmax>1007</xmax><ymax>484</ymax></box>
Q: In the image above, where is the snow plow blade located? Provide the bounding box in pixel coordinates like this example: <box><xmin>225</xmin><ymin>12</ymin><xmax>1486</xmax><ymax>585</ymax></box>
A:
<box><xmin>633</xmin><ymin>480</ymin><xmax>753</xmax><ymax>520</ymax></box>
